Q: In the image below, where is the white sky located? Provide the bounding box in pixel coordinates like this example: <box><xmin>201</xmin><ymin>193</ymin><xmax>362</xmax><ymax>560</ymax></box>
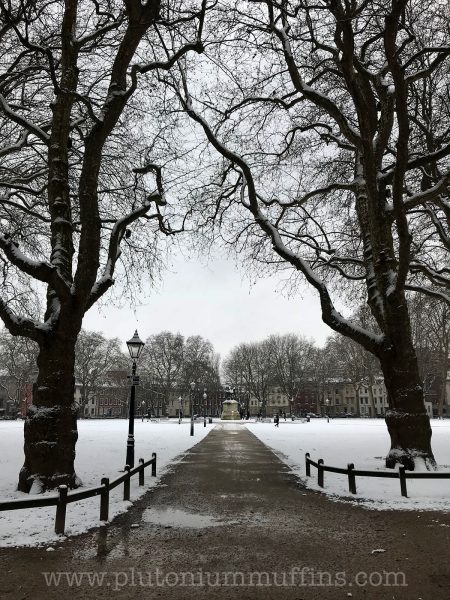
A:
<box><xmin>83</xmin><ymin>251</ymin><xmax>332</xmax><ymax>359</ymax></box>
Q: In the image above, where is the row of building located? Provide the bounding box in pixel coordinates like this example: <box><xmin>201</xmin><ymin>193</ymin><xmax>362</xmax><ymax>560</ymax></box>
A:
<box><xmin>1</xmin><ymin>372</ymin><xmax>449</xmax><ymax>420</ymax></box>
<box><xmin>251</xmin><ymin>377</ymin><xmax>442</xmax><ymax>418</ymax></box>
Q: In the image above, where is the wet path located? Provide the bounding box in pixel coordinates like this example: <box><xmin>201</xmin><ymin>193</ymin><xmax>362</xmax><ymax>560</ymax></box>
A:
<box><xmin>1</xmin><ymin>423</ymin><xmax>449</xmax><ymax>599</ymax></box>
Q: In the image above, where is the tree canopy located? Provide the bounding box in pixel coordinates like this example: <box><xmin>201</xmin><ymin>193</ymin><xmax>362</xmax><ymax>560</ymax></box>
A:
<box><xmin>166</xmin><ymin>0</ymin><xmax>450</xmax><ymax>468</ymax></box>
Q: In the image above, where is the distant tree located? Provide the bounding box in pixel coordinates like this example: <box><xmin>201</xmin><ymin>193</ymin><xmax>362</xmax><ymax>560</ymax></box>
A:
<box><xmin>224</xmin><ymin>340</ymin><xmax>274</xmax><ymax>416</ymax></box>
<box><xmin>266</xmin><ymin>334</ymin><xmax>316</xmax><ymax>400</ymax></box>
<box><xmin>181</xmin><ymin>335</ymin><xmax>220</xmax><ymax>389</ymax></box>
<box><xmin>409</xmin><ymin>295</ymin><xmax>450</xmax><ymax>417</ymax></box>
<box><xmin>140</xmin><ymin>331</ymin><xmax>184</xmax><ymax>412</ymax></box>
<box><xmin>324</xmin><ymin>333</ymin><xmax>380</xmax><ymax>416</ymax></box>
<box><xmin>74</xmin><ymin>330</ymin><xmax>127</xmax><ymax>414</ymax></box>
<box><xmin>0</xmin><ymin>328</ymin><xmax>38</xmax><ymax>409</ymax></box>
<box><xmin>140</xmin><ymin>332</ymin><xmax>220</xmax><ymax>414</ymax></box>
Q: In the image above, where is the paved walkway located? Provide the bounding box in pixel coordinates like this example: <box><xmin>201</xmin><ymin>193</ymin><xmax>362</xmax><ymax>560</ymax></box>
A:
<box><xmin>1</xmin><ymin>423</ymin><xmax>449</xmax><ymax>599</ymax></box>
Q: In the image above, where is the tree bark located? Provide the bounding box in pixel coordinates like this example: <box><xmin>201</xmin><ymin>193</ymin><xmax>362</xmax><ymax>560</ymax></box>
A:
<box><xmin>381</xmin><ymin>321</ymin><xmax>435</xmax><ymax>470</ymax></box>
<box><xmin>18</xmin><ymin>327</ymin><xmax>80</xmax><ymax>493</ymax></box>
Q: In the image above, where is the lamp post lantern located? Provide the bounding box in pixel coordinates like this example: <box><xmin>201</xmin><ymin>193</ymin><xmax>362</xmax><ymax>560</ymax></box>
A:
<box><xmin>190</xmin><ymin>382</ymin><xmax>195</xmax><ymax>436</ymax></box>
<box><xmin>125</xmin><ymin>330</ymin><xmax>145</xmax><ymax>468</ymax></box>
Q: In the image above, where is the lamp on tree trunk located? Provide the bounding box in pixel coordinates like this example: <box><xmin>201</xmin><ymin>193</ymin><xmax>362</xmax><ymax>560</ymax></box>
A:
<box><xmin>125</xmin><ymin>330</ymin><xmax>145</xmax><ymax>469</ymax></box>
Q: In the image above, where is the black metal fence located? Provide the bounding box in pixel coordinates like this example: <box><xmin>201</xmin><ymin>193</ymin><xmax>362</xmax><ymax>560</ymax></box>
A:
<box><xmin>0</xmin><ymin>453</ymin><xmax>157</xmax><ymax>535</ymax></box>
<box><xmin>305</xmin><ymin>453</ymin><xmax>450</xmax><ymax>498</ymax></box>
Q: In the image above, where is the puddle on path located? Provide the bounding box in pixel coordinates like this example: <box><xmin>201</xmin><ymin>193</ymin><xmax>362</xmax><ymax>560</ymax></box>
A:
<box><xmin>142</xmin><ymin>508</ymin><xmax>234</xmax><ymax>529</ymax></box>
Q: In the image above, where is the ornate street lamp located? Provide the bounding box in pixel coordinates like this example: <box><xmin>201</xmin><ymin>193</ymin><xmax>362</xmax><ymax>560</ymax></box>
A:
<box><xmin>203</xmin><ymin>389</ymin><xmax>207</xmax><ymax>427</ymax></box>
<box><xmin>190</xmin><ymin>381</ymin><xmax>195</xmax><ymax>436</ymax></box>
<box><xmin>125</xmin><ymin>330</ymin><xmax>145</xmax><ymax>468</ymax></box>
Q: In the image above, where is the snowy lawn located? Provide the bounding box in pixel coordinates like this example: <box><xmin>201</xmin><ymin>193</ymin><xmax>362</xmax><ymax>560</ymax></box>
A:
<box><xmin>0</xmin><ymin>418</ymin><xmax>212</xmax><ymax>547</ymax></box>
<box><xmin>246</xmin><ymin>418</ymin><xmax>450</xmax><ymax>511</ymax></box>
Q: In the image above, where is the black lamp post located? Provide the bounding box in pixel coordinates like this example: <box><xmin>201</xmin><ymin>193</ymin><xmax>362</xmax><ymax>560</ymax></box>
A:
<box><xmin>125</xmin><ymin>330</ymin><xmax>145</xmax><ymax>468</ymax></box>
<box><xmin>203</xmin><ymin>389</ymin><xmax>207</xmax><ymax>427</ymax></box>
<box><xmin>178</xmin><ymin>396</ymin><xmax>183</xmax><ymax>424</ymax></box>
<box><xmin>190</xmin><ymin>381</ymin><xmax>195</xmax><ymax>436</ymax></box>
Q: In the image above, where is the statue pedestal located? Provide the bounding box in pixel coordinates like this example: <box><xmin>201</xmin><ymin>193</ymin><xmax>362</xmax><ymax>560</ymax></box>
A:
<box><xmin>221</xmin><ymin>399</ymin><xmax>240</xmax><ymax>420</ymax></box>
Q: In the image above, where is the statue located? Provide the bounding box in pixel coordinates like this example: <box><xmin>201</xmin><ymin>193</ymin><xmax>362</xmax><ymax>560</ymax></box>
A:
<box><xmin>221</xmin><ymin>387</ymin><xmax>240</xmax><ymax>420</ymax></box>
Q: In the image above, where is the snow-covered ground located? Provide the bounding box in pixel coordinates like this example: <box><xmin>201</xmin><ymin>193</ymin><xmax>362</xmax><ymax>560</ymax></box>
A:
<box><xmin>246</xmin><ymin>418</ymin><xmax>450</xmax><ymax>511</ymax></box>
<box><xmin>0</xmin><ymin>419</ymin><xmax>212</xmax><ymax>548</ymax></box>
<box><xmin>2</xmin><ymin>418</ymin><xmax>449</xmax><ymax>548</ymax></box>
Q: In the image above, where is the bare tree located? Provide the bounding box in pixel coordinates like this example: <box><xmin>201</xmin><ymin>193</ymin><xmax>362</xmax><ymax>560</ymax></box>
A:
<box><xmin>409</xmin><ymin>294</ymin><xmax>450</xmax><ymax>417</ymax></box>
<box><xmin>324</xmin><ymin>333</ymin><xmax>380</xmax><ymax>416</ymax></box>
<box><xmin>0</xmin><ymin>328</ymin><xmax>38</xmax><ymax>410</ymax></box>
<box><xmin>75</xmin><ymin>329</ymin><xmax>127</xmax><ymax>413</ymax></box>
<box><xmin>181</xmin><ymin>335</ymin><xmax>220</xmax><ymax>388</ymax></box>
<box><xmin>0</xmin><ymin>0</ymin><xmax>207</xmax><ymax>491</ymax></box>
<box><xmin>171</xmin><ymin>0</ymin><xmax>450</xmax><ymax>468</ymax></box>
<box><xmin>140</xmin><ymin>332</ymin><xmax>220</xmax><ymax>414</ymax></box>
<box><xmin>225</xmin><ymin>334</ymin><xmax>316</xmax><ymax>414</ymax></box>
<box><xmin>140</xmin><ymin>331</ymin><xmax>184</xmax><ymax>411</ymax></box>
<box><xmin>266</xmin><ymin>333</ymin><xmax>316</xmax><ymax>400</ymax></box>
<box><xmin>224</xmin><ymin>340</ymin><xmax>274</xmax><ymax>416</ymax></box>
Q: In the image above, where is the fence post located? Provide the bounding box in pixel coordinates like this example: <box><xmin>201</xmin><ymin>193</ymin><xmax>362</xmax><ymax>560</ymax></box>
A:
<box><xmin>347</xmin><ymin>463</ymin><xmax>357</xmax><ymax>494</ymax></box>
<box><xmin>317</xmin><ymin>459</ymin><xmax>324</xmax><ymax>488</ymax></box>
<box><xmin>100</xmin><ymin>477</ymin><xmax>110</xmax><ymax>521</ymax></box>
<box><xmin>151</xmin><ymin>452</ymin><xmax>157</xmax><ymax>477</ymax></box>
<box><xmin>55</xmin><ymin>485</ymin><xmax>68</xmax><ymax>535</ymax></box>
<box><xmin>399</xmin><ymin>465</ymin><xmax>408</xmax><ymax>497</ymax></box>
<box><xmin>305</xmin><ymin>452</ymin><xmax>311</xmax><ymax>477</ymax></box>
<box><xmin>124</xmin><ymin>465</ymin><xmax>131</xmax><ymax>501</ymax></box>
<box><xmin>139</xmin><ymin>459</ymin><xmax>145</xmax><ymax>486</ymax></box>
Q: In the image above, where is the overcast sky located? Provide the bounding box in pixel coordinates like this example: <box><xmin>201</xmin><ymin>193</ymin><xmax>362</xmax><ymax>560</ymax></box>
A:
<box><xmin>83</xmin><ymin>250</ymin><xmax>333</xmax><ymax>359</ymax></box>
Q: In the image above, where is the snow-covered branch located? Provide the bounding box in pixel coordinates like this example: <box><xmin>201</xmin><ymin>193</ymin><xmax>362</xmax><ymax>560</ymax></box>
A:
<box><xmin>85</xmin><ymin>198</ymin><xmax>158</xmax><ymax>310</ymax></box>
<box><xmin>0</xmin><ymin>94</ymin><xmax>50</xmax><ymax>144</ymax></box>
<box><xmin>0</xmin><ymin>234</ymin><xmax>71</xmax><ymax>300</ymax></box>
<box><xmin>178</xmin><ymin>79</ymin><xmax>383</xmax><ymax>355</ymax></box>
<box><xmin>0</xmin><ymin>299</ymin><xmax>43</xmax><ymax>342</ymax></box>
<box><xmin>402</xmin><ymin>170</ymin><xmax>450</xmax><ymax>211</ymax></box>
<box><xmin>405</xmin><ymin>284</ymin><xmax>450</xmax><ymax>307</ymax></box>
<box><xmin>270</xmin><ymin>25</ymin><xmax>361</xmax><ymax>147</ymax></box>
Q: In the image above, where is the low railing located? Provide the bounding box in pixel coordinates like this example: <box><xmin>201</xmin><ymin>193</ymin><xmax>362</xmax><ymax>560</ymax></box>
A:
<box><xmin>0</xmin><ymin>453</ymin><xmax>157</xmax><ymax>535</ymax></box>
<box><xmin>305</xmin><ymin>453</ymin><xmax>450</xmax><ymax>498</ymax></box>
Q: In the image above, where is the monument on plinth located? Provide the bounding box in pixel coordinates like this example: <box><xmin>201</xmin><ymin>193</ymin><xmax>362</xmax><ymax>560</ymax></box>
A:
<box><xmin>221</xmin><ymin>387</ymin><xmax>240</xmax><ymax>420</ymax></box>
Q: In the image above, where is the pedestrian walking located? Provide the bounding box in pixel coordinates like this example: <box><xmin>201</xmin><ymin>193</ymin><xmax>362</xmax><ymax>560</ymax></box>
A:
<box><xmin>274</xmin><ymin>413</ymin><xmax>279</xmax><ymax>427</ymax></box>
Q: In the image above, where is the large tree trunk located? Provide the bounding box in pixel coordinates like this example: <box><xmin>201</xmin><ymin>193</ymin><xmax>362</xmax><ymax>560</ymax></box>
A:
<box><xmin>438</xmin><ymin>345</ymin><xmax>448</xmax><ymax>418</ymax></box>
<box><xmin>18</xmin><ymin>330</ymin><xmax>80</xmax><ymax>493</ymax></box>
<box><xmin>381</xmin><ymin>342</ymin><xmax>435</xmax><ymax>471</ymax></box>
